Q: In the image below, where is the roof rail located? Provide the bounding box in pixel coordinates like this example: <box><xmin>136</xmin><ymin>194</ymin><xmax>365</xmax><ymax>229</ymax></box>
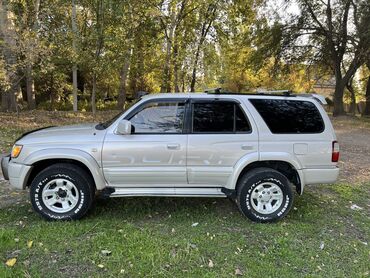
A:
<box><xmin>203</xmin><ymin>89</ymin><xmax>327</xmax><ymax>104</ymax></box>
<box><xmin>204</xmin><ymin>87</ymin><xmax>224</xmax><ymax>94</ymax></box>
<box><xmin>255</xmin><ymin>90</ymin><xmax>292</xmax><ymax>96</ymax></box>
<box><xmin>136</xmin><ymin>91</ymin><xmax>149</xmax><ymax>98</ymax></box>
<box><xmin>205</xmin><ymin>88</ymin><xmax>295</xmax><ymax>96</ymax></box>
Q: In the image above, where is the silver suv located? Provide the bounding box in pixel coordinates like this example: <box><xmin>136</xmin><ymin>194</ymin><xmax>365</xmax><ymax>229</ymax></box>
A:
<box><xmin>1</xmin><ymin>92</ymin><xmax>339</xmax><ymax>222</ymax></box>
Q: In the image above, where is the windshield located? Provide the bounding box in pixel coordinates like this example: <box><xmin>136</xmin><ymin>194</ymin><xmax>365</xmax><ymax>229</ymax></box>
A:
<box><xmin>95</xmin><ymin>98</ymin><xmax>142</xmax><ymax>130</ymax></box>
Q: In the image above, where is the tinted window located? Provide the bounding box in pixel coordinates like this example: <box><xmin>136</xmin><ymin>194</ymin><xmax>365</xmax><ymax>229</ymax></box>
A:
<box><xmin>250</xmin><ymin>99</ymin><xmax>324</xmax><ymax>134</ymax></box>
<box><xmin>235</xmin><ymin>104</ymin><xmax>250</xmax><ymax>132</ymax></box>
<box><xmin>129</xmin><ymin>101</ymin><xmax>185</xmax><ymax>133</ymax></box>
<box><xmin>192</xmin><ymin>102</ymin><xmax>251</xmax><ymax>133</ymax></box>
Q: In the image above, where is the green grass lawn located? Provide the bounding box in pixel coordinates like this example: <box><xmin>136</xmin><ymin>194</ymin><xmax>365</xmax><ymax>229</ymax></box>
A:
<box><xmin>0</xmin><ymin>184</ymin><xmax>369</xmax><ymax>277</ymax></box>
<box><xmin>0</xmin><ymin>112</ymin><xmax>369</xmax><ymax>277</ymax></box>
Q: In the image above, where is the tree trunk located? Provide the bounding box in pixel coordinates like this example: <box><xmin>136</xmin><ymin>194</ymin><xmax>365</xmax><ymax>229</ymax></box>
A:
<box><xmin>181</xmin><ymin>69</ymin><xmax>186</xmax><ymax>92</ymax></box>
<box><xmin>333</xmin><ymin>83</ymin><xmax>346</xmax><ymax>116</ymax></box>
<box><xmin>117</xmin><ymin>48</ymin><xmax>131</xmax><ymax>109</ymax></box>
<box><xmin>91</xmin><ymin>73</ymin><xmax>96</xmax><ymax>115</ymax></box>
<box><xmin>24</xmin><ymin>0</ymin><xmax>40</xmax><ymax>110</ymax></box>
<box><xmin>364</xmin><ymin>76</ymin><xmax>370</xmax><ymax>116</ymax></box>
<box><xmin>26</xmin><ymin>64</ymin><xmax>36</xmax><ymax>109</ymax></box>
<box><xmin>190</xmin><ymin>44</ymin><xmax>201</xmax><ymax>92</ymax></box>
<box><xmin>1</xmin><ymin>93</ymin><xmax>8</xmax><ymax>111</ymax></box>
<box><xmin>346</xmin><ymin>76</ymin><xmax>356</xmax><ymax>115</ymax></box>
<box><xmin>72</xmin><ymin>64</ymin><xmax>78</xmax><ymax>111</ymax></box>
<box><xmin>348</xmin><ymin>88</ymin><xmax>356</xmax><ymax>115</ymax></box>
<box><xmin>173</xmin><ymin>36</ymin><xmax>180</xmax><ymax>93</ymax></box>
<box><xmin>72</xmin><ymin>0</ymin><xmax>78</xmax><ymax>112</ymax></box>
<box><xmin>0</xmin><ymin>0</ymin><xmax>19</xmax><ymax>112</ymax></box>
<box><xmin>160</xmin><ymin>22</ymin><xmax>175</xmax><ymax>93</ymax></box>
<box><xmin>332</xmin><ymin>65</ymin><xmax>346</xmax><ymax>116</ymax></box>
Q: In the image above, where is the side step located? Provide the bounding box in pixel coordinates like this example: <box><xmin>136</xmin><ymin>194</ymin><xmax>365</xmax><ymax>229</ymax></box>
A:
<box><xmin>101</xmin><ymin>187</ymin><xmax>230</xmax><ymax>198</ymax></box>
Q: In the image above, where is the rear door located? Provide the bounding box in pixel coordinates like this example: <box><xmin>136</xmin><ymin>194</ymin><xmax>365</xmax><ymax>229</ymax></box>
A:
<box><xmin>186</xmin><ymin>99</ymin><xmax>258</xmax><ymax>186</ymax></box>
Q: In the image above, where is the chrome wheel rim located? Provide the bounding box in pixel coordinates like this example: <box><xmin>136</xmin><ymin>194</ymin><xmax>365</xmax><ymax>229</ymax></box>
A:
<box><xmin>41</xmin><ymin>178</ymin><xmax>79</xmax><ymax>213</ymax></box>
<box><xmin>250</xmin><ymin>182</ymin><xmax>283</xmax><ymax>214</ymax></box>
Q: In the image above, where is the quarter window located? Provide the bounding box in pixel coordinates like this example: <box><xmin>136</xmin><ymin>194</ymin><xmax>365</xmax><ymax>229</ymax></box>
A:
<box><xmin>192</xmin><ymin>102</ymin><xmax>251</xmax><ymax>133</ymax></box>
<box><xmin>249</xmin><ymin>99</ymin><xmax>324</xmax><ymax>134</ymax></box>
<box><xmin>129</xmin><ymin>101</ymin><xmax>185</xmax><ymax>133</ymax></box>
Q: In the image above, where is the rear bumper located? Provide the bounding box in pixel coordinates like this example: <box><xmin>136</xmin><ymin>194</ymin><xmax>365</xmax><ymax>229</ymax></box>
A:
<box><xmin>302</xmin><ymin>167</ymin><xmax>339</xmax><ymax>185</ymax></box>
<box><xmin>1</xmin><ymin>157</ymin><xmax>32</xmax><ymax>190</ymax></box>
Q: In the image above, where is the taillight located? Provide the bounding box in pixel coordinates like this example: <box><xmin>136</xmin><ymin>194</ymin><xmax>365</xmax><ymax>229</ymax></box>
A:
<box><xmin>332</xmin><ymin>141</ymin><xmax>340</xmax><ymax>162</ymax></box>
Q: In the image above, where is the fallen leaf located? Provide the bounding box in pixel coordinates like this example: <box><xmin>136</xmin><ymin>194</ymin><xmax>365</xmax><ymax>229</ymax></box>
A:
<box><xmin>350</xmin><ymin>204</ymin><xmax>363</xmax><ymax>211</ymax></box>
<box><xmin>189</xmin><ymin>243</ymin><xmax>197</xmax><ymax>249</ymax></box>
<box><xmin>101</xmin><ymin>250</ymin><xmax>112</xmax><ymax>256</ymax></box>
<box><xmin>27</xmin><ymin>241</ymin><xmax>33</xmax><ymax>249</ymax></box>
<box><xmin>208</xmin><ymin>259</ymin><xmax>214</xmax><ymax>268</ymax></box>
<box><xmin>235</xmin><ymin>267</ymin><xmax>243</xmax><ymax>276</ymax></box>
<box><xmin>320</xmin><ymin>242</ymin><xmax>325</xmax><ymax>250</ymax></box>
<box><xmin>5</xmin><ymin>258</ymin><xmax>17</xmax><ymax>267</ymax></box>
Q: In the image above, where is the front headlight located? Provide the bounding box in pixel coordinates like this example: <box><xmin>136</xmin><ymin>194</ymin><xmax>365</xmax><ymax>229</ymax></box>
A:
<box><xmin>11</xmin><ymin>144</ymin><xmax>23</xmax><ymax>158</ymax></box>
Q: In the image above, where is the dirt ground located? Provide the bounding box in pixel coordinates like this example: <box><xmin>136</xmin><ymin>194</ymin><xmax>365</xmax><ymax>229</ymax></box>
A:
<box><xmin>333</xmin><ymin>117</ymin><xmax>370</xmax><ymax>184</ymax></box>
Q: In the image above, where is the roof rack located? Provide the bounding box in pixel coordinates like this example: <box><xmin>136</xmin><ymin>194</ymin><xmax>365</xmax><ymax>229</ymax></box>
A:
<box><xmin>203</xmin><ymin>88</ymin><xmax>327</xmax><ymax>104</ymax></box>
<box><xmin>204</xmin><ymin>87</ymin><xmax>224</xmax><ymax>94</ymax></box>
<box><xmin>255</xmin><ymin>89</ymin><xmax>292</xmax><ymax>96</ymax></box>
<box><xmin>205</xmin><ymin>88</ymin><xmax>295</xmax><ymax>97</ymax></box>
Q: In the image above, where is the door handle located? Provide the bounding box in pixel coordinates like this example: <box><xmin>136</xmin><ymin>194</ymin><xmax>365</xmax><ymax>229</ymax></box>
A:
<box><xmin>241</xmin><ymin>144</ymin><xmax>253</xmax><ymax>150</ymax></box>
<box><xmin>167</xmin><ymin>143</ymin><xmax>180</xmax><ymax>150</ymax></box>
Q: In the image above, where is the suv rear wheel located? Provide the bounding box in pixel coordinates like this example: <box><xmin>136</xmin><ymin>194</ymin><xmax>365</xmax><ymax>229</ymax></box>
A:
<box><xmin>30</xmin><ymin>163</ymin><xmax>95</xmax><ymax>220</ymax></box>
<box><xmin>236</xmin><ymin>167</ymin><xmax>294</xmax><ymax>223</ymax></box>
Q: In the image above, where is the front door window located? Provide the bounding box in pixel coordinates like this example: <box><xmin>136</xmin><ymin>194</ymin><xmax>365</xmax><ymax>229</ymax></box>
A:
<box><xmin>129</xmin><ymin>101</ymin><xmax>185</xmax><ymax>133</ymax></box>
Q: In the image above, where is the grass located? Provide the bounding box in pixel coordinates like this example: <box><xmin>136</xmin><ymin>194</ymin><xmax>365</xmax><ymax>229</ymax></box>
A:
<box><xmin>0</xmin><ymin>111</ymin><xmax>369</xmax><ymax>277</ymax></box>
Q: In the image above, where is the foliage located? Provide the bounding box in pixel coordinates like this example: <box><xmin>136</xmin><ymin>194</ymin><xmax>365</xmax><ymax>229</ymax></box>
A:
<box><xmin>0</xmin><ymin>0</ymin><xmax>369</xmax><ymax>112</ymax></box>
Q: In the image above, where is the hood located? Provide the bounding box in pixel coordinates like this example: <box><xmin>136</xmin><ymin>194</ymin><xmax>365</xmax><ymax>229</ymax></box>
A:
<box><xmin>16</xmin><ymin>123</ymin><xmax>99</xmax><ymax>145</ymax></box>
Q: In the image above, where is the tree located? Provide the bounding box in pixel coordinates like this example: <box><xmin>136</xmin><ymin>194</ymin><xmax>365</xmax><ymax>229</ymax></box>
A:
<box><xmin>284</xmin><ymin>0</ymin><xmax>369</xmax><ymax>116</ymax></box>
<box><xmin>190</xmin><ymin>1</ymin><xmax>217</xmax><ymax>92</ymax></box>
<box><xmin>364</xmin><ymin>62</ymin><xmax>370</xmax><ymax>116</ymax></box>
<box><xmin>71</xmin><ymin>0</ymin><xmax>78</xmax><ymax>112</ymax></box>
<box><xmin>159</xmin><ymin>0</ymin><xmax>189</xmax><ymax>93</ymax></box>
<box><xmin>0</xmin><ymin>0</ymin><xmax>20</xmax><ymax>111</ymax></box>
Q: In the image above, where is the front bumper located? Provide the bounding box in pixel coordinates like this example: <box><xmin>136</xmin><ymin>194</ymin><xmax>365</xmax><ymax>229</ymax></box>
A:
<box><xmin>1</xmin><ymin>156</ymin><xmax>33</xmax><ymax>190</ymax></box>
<box><xmin>1</xmin><ymin>154</ymin><xmax>10</xmax><ymax>180</ymax></box>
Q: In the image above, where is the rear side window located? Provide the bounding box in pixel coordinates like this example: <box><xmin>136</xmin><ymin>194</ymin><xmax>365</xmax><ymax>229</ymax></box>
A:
<box><xmin>192</xmin><ymin>101</ymin><xmax>251</xmax><ymax>133</ymax></box>
<box><xmin>250</xmin><ymin>99</ymin><xmax>324</xmax><ymax>134</ymax></box>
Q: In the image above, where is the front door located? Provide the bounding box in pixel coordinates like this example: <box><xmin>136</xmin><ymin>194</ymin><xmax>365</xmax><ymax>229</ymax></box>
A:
<box><xmin>102</xmin><ymin>99</ymin><xmax>188</xmax><ymax>187</ymax></box>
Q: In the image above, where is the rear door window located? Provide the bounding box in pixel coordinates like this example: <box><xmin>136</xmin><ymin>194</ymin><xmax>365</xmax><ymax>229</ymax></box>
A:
<box><xmin>192</xmin><ymin>101</ymin><xmax>251</xmax><ymax>133</ymax></box>
<box><xmin>249</xmin><ymin>99</ymin><xmax>324</xmax><ymax>134</ymax></box>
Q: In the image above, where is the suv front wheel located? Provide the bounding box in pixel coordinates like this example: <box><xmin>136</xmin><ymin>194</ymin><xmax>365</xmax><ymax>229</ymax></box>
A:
<box><xmin>30</xmin><ymin>163</ymin><xmax>95</xmax><ymax>220</ymax></box>
<box><xmin>236</xmin><ymin>167</ymin><xmax>294</xmax><ymax>223</ymax></box>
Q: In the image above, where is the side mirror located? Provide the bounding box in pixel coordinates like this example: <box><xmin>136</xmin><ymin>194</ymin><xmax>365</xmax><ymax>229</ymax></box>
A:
<box><xmin>117</xmin><ymin>120</ymin><xmax>132</xmax><ymax>135</ymax></box>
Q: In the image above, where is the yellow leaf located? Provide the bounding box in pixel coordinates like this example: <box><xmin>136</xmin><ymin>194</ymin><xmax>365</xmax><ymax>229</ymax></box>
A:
<box><xmin>97</xmin><ymin>264</ymin><xmax>104</xmax><ymax>268</ymax></box>
<box><xmin>5</xmin><ymin>258</ymin><xmax>17</xmax><ymax>267</ymax></box>
<box><xmin>27</xmin><ymin>240</ymin><xmax>33</xmax><ymax>248</ymax></box>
